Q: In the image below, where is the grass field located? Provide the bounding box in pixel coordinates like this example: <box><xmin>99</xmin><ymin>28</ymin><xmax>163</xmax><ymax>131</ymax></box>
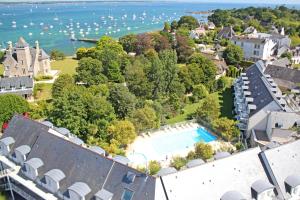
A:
<box><xmin>0</xmin><ymin>64</ymin><xmax>3</xmax><ymax>76</ymax></box>
<box><xmin>34</xmin><ymin>83</ymin><xmax>53</xmax><ymax>101</ymax></box>
<box><xmin>167</xmin><ymin>86</ymin><xmax>234</xmax><ymax>124</ymax></box>
<box><xmin>51</xmin><ymin>57</ymin><xmax>78</xmax><ymax>75</ymax></box>
<box><xmin>291</xmin><ymin>35</ymin><xmax>300</xmax><ymax>47</ymax></box>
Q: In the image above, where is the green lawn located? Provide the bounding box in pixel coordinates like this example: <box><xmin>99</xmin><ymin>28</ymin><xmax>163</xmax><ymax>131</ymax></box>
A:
<box><xmin>0</xmin><ymin>64</ymin><xmax>3</xmax><ymax>76</ymax></box>
<box><xmin>293</xmin><ymin>64</ymin><xmax>300</xmax><ymax>69</ymax></box>
<box><xmin>167</xmin><ymin>86</ymin><xmax>234</xmax><ymax>124</ymax></box>
<box><xmin>291</xmin><ymin>35</ymin><xmax>300</xmax><ymax>47</ymax></box>
<box><xmin>51</xmin><ymin>57</ymin><xmax>78</xmax><ymax>75</ymax></box>
<box><xmin>34</xmin><ymin>83</ymin><xmax>53</xmax><ymax>101</ymax></box>
<box><xmin>219</xmin><ymin>87</ymin><xmax>234</xmax><ymax>119</ymax></box>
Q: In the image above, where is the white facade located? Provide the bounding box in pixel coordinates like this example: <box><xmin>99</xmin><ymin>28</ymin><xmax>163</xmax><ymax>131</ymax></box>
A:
<box><xmin>233</xmin><ymin>38</ymin><xmax>277</xmax><ymax>61</ymax></box>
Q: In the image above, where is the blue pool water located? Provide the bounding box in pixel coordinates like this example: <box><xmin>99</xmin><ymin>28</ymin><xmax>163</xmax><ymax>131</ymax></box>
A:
<box><xmin>127</xmin><ymin>126</ymin><xmax>216</xmax><ymax>164</ymax></box>
<box><xmin>152</xmin><ymin>127</ymin><xmax>216</xmax><ymax>156</ymax></box>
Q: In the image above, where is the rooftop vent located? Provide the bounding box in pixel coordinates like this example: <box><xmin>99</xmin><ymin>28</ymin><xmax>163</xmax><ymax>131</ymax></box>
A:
<box><xmin>220</xmin><ymin>190</ymin><xmax>246</xmax><ymax>200</ymax></box>
<box><xmin>57</xmin><ymin>127</ymin><xmax>71</xmax><ymax>137</ymax></box>
<box><xmin>113</xmin><ymin>155</ymin><xmax>130</xmax><ymax>165</ymax></box>
<box><xmin>67</xmin><ymin>182</ymin><xmax>91</xmax><ymax>199</ymax></box>
<box><xmin>214</xmin><ymin>152</ymin><xmax>231</xmax><ymax>160</ymax></box>
<box><xmin>89</xmin><ymin>146</ymin><xmax>105</xmax><ymax>156</ymax></box>
<box><xmin>285</xmin><ymin>174</ymin><xmax>300</xmax><ymax>194</ymax></box>
<box><xmin>41</xmin><ymin>121</ymin><xmax>53</xmax><ymax>128</ymax></box>
<box><xmin>248</xmin><ymin>104</ymin><xmax>257</xmax><ymax>110</ymax></box>
<box><xmin>69</xmin><ymin>137</ymin><xmax>84</xmax><ymax>146</ymax></box>
<box><xmin>0</xmin><ymin>136</ymin><xmax>15</xmax><ymax>156</ymax></box>
<box><xmin>186</xmin><ymin>159</ymin><xmax>205</xmax><ymax>168</ymax></box>
<box><xmin>95</xmin><ymin>189</ymin><xmax>114</xmax><ymax>200</ymax></box>
<box><xmin>251</xmin><ymin>180</ymin><xmax>274</xmax><ymax>199</ymax></box>
<box><xmin>156</xmin><ymin>167</ymin><xmax>177</xmax><ymax>176</ymax></box>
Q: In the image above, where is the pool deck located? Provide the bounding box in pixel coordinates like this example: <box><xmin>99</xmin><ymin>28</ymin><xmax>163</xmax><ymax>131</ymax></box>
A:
<box><xmin>126</xmin><ymin>122</ymin><xmax>222</xmax><ymax>167</ymax></box>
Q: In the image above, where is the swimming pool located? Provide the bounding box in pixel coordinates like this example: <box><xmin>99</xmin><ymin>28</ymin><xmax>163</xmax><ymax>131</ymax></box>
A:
<box><xmin>127</xmin><ymin>125</ymin><xmax>217</xmax><ymax>165</ymax></box>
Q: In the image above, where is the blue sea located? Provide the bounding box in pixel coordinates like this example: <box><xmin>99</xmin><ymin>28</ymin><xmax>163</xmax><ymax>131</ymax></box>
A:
<box><xmin>0</xmin><ymin>2</ymin><xmax>299</xmax><ymax>55</ymax></box>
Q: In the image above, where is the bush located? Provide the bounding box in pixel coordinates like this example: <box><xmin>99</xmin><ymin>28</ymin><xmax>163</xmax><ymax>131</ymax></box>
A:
<box><xmin>170</xmin><ymin>156</ymin><xmax>188</xmax><ymax>170</ymax></box>
<box><xmin>149</xmin><ymin>160</ymin><xmax>161</xmax><ymax>175</ymax></box>
<box><xmin>194</xmin><ymin>142</ymin><xmax>214</xmax><ymax>160</ymax></box>
<box><xmin>50</xmin><ymin>49</ymin><xmax>65</xmax><ymax>60</ymax></box>
<box><xmin>34</xmin><ymin>75</ymin><xmax>53</xmax><ymax>81</ymax></box>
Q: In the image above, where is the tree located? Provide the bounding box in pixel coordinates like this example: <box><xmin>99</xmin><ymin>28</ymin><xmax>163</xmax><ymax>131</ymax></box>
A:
<box><xmin>171</xmin><ymin>20</ymin><xmax>178</xmax><ymax>31</ymax></box>
<box><xmin>75</xmin><ymin>57</ymin><xmax>107</xmax><ymax>86</ymax></box>
<box><xmin>280</xmin><ymin>52</ymin><xmax>292</xmax><ymax>62</ymax></box>
<box><xmin>188</xmin><ymin>53</ymin><xmax>217</xmax><ymax>86</ymax></box>
<box><xmin>52</xmin><ymin>74</ymin><xmax>74</xmax><ymax>98</ymax></box>
<box><xmin>178</xmin><ymin>16</ymin><xmax>200</xmax><ymax>30</ymax></box>
<box><xmin>107</xmin><ymin>120</ymin><xmax>137</xmax><ymax>146</ymax></box>
<box><xmin>148</xmin><ymin>160</ymin><xmax>161</xmax><ymax>175</ymax></box>
<box><xmin>125</xmin><ymin>57</ymin><xmax>151</xmax><ymax>98</ymax></box>
<box><xmin>136</xmin><ymin>33</ymin><xmax>153</xmax><ymax>55</ymax></box>
<box><xmin>163</xmin><ymin>22</ymin><xmax>171</xmax><ymax>32</ymax></box>
<box><xmin>50</xmin><ymin>49</ymin><xmax>65</xmax><ymax>60</ymax></box>
<box><xmin>212</xmin><ymin>117</ymin><xmax>240</xmax><ymax>141</ymax></box>
<box><xmin>170</xmin><ymin>156</ymin><xmax>187</xmax><ymax>170</ymax></box>
<box><xmin>108</xmin><ymin>84</ymin><xmax>137</xmax><ymax>119</ymax></box>
<box><xmin>223</xmin><ymin>44</ymin><xmax>244</xmax><ymax>66</ymax></box>
<box><xmin>96</xmin><ymin>36</ymin><xmax>124</xmax><ymax>54</ymax></box>
<box><xmin>146</xmin><ymin>54</ymin><xmax>164</xmax><ymax>99</ymax></box>
<box><xmin>194</xmin><ymin>142</ymin><xmax>214</xmax><ymax>160</ymax></box>
<box><xmin>119</xmin><ymin>34</ymin><xmax>138</xmax><ymax>53</ymax></box>
<box><xmin>192</xmin><ymin>84</ymin><xmax>209</xmax><ymax>102</ymax></box>
<box><xmin>0</xmin><ymin>94</ymin><xmax>29</xmax><ymax>127</ymax></box>
<box><xmin>130</xmin><ymin>106</ymin><xmax>159</xmax><ymax>132</ymax></box>
<box><xmin>76</xmin><ymin>47</ymin><xmax>96</xmax><ymax>60</ymax></box>
<box><xmin>176</xmin><ymin>35</ymin><xmax>194</xmax><ymax>63</ymax></box>
<box><xmin>0</xmin><ymin>51</ymin><xmax>5</xmax><ymax>61</ymax></box>
<box><xmin>196</xmin><ymin>95</ymin><xmax>220</xmax><ymax>123</ymax></box>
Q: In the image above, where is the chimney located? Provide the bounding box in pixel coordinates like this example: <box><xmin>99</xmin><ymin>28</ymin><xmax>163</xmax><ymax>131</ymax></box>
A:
<box><xmin>7</xmin><ymin>41</ymin><xmax>12</xmax><ymax>53</ymax></box>
<box><xmin>35</xmin><ymin>40</ymin><xmax>39</xmax><ymax>50</ymax></box>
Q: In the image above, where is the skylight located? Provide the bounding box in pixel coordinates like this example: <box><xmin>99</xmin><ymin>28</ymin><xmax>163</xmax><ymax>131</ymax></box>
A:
<box><xmin>121</xmin><ymin>189</ymin><xmax>134</xmax><ymax>200</ymax></box>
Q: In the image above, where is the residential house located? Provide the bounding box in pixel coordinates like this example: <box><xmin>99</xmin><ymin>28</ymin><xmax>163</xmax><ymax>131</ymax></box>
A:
<box><xmin>291</xmin><ymin>46</ymin><xmax>300</xmax><ymax>64</ymax></box>
<box><xmin>3</xmin><ymin>37</ymin><xmax>51</xmax><ymax>78</ymax></box>
<box><xmin>231</xmin><ymin>29</ymin><xmax>291</xmax><ymax>61</ymax></box>
<box><xmin>243</xmin><ymin>26</ymin><xmax>257</xmax><ymax>34</ymax></box>
<box><xmin>0</xmin><ymin>76</ymin><xmax>33</xmax><ymax>100</ymax></box>
<box><xmin>216</xmin><ymin>26</ymin><xmax>235</xmax><ymax>40</ymax></box>
<box><xmin>201</xmin><ymin>52</ymin><xmax>228</xmax><ymax>79</ymax></box>
<box><xmin>190</xmin><ymin>26</ymin><xmax>206</xmax><ymax>40</ymax></box>
<box><xmin>207</xmin><ymin>22</ymin><xmax>215</xmax><ymax>30</ymax></box>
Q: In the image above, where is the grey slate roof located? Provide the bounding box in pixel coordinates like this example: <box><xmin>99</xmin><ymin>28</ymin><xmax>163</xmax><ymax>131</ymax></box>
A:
<box><xmin>220</xmin><ymin>190</ymin><xmax>246</xmax><ymax>200</ymax></box>
<box><xmin>45</xmin><ymin>169</ymin><xmax>66</xmax><ymax>182</ymax></box>
<box><xmin>217</xmin><ymin>26</ymin><xmax>235</xmax><ymax>39</ymax></box>
<box><xmin>41</xmin><ymin>121</ymin><xmax>54</xmax><ymax>128</ymax></box>
<box><xmin>89</xmin><ymin>146</ymin><xmax>105</xmax><ymax>155</ymax></box>
<box><xmin>68</xmin><ymin>182</ymin><xmax>91</xmax><ymax>197</ymax></box>
<box><xmin>16</xmin><ymin>37</ymin><xmax>29</xmax><ymax>48</ymax></box>
<box><xmin>113</xmin><ymin>155</ymin><xmax>130</xmax><ymax>165</ymax></box>
<box><xmin>265</xmin><ymin>65</ymin><xmax>300</xmax><ymax>85</ymax></box>
<box><xmin>271</xmin><ymin>57</ymin><xmax>291</xmax><ymax>68</ymax></box>
<box><xmin>2</xmin><ymin>115</ymin><xmax>156</xmax><ymax>200</ymax></box>
<box><xmin>245</xmin><ymin>62</ymin><xmax>275</xmax><ymax>116</ymax></box>
<box><xmin>0</xmin><ymin>76</ymin><xmax>33</xmax><ymax>90</ymax></box>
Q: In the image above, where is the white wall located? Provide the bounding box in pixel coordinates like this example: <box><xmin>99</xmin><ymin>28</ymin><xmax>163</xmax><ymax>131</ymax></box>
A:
<box><xmin>266</xmin><ymin>112</ymin><xmax>300</xmax><ymax>138</ymax></box>
<box><xmin>247</xmin><ymin>101</ymin><xmax>282</xmax><ymax>138</ymax></box>
<box><xmin>42</xmin><ymin>176</ymin><xmax>59</xmax><ymax>193</ymax></box>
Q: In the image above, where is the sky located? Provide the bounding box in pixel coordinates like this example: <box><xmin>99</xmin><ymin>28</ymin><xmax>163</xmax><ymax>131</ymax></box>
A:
<box><xmin>0</xmin><ymin>0</ymin><xmax>299</xmax><ymax>4</ymax></box>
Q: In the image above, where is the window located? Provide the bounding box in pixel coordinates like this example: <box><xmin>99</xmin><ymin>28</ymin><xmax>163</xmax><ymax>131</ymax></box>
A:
<box><xmin>241</xmin><ymin>42</ymin><xmax>244</xmax><ymax>47</ymax></box>
<box><xmin>253</xmin><ymin>50</ymin><xmax>259</xmax><ymax>56</ymax></box>
<box><xmin>121</xmin><ymin>189</ymin><xmax>134</xmax><ymax>200</ymax></box>
<box><xmin>254</xmin><ymin>44</ymin><xmax>260</xmax><ymax>49</ymax></box>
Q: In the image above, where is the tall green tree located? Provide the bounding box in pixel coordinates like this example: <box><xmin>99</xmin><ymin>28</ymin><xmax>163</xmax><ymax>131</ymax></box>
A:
<box><xmin>75</xmin><ymin>57</ymin><xmax>107</xmax><ymax>86</ymax></box>
<box><xmin>212</xmin><ymin>117</ymin><xmax>240</xmax><ymax>141</ymax></box>
<box><xmin>108</xmin><ymin>84</ymin><xmax>137</xmax><ymax>119</ymax></box>
<box><xmin>130</xmin><ymin>106</ymin><xmax>159</xmax><ymax>132</ymax></box>
<box><xmin>0</xmin><ymin>94</ymin><xmax>29</xmax><ymax>127</ymax></box>
<box><xmin>178</xmin><ymin>16</ymin><xmax>200</xmax><ymax>30</ymax></box>
<box><xmin>223</xmin><ymin>44</ymin><xmax>244</xmax><ymax>66</ymax></box>
<box><xmin>196</xmin><ymin>95</ymin><xmax>220</xmax><ymax>123</ymax></box>
<box><xmin>52</xmin><ymin>74</ymin><xmax>74</xmax><ymax>99</ymax></box>
<box><xmin>107</xmin><ymin>120</ymin><xmax>137</xmax><ymax>146</ymax></box>
<box><xmin>119</xmin><ymin>34</ymin><xmax>138</xmax><ymax>53</ymax></box>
